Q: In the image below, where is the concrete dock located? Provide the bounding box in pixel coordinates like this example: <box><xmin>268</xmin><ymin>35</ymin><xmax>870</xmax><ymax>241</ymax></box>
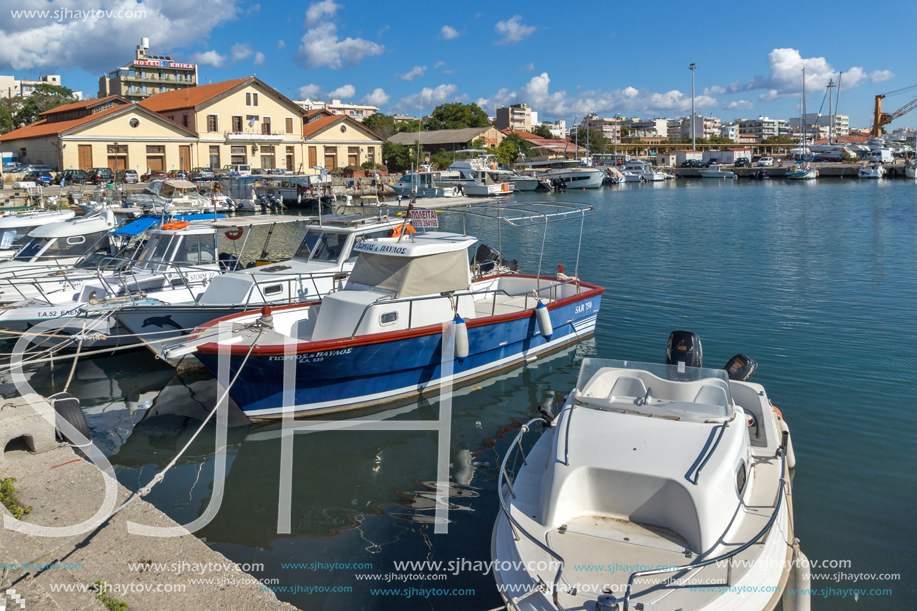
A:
<box><xmin>0</xmin><ymin>395</ymin><xmax>297</xmax><ymax>611</ymax></box>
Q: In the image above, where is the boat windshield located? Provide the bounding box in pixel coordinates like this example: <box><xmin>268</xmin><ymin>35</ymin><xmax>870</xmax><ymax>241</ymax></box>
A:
<box><xmin>13</xmin><ymin>231</ymin><xmax>107</xmax><ymax>262</ymax></box>
<box><xmin>0</xmin><ymin>226</ymin><xmax>37</xmax><ymax>251</ymax></box>
<box><xmin>13</xmin><ymin>237</ymin><xmax>50</xmax><ymax>261</ymax></box>
<box><xmin>309</xmin><ymin>232</ymin><xmax>348</xmax><ymax>263</ymax></box>
<box><xmin>577</xmin><ymin>358</ymin><xmax>731</xmax><ymax>390</ymax></box>
<box><xmin>292</xmin><ymin>229</ymin><xmax>324</xmax><ymax>260</ymax></box>
<box><xmin>74</xmin><ymin>250</ymin><xmax>130</xmax><ymax>272</ymax></box>
<box><xmin>134</xmin><ymin>234</ymin><xmax>173</xmax><ymax>270</ymax></box>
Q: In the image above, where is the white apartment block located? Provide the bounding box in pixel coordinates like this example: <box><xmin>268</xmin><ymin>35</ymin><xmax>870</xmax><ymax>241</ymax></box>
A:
<box><xmin>787</xmin><ymin>113</ymin><xmax>849</xmax><ymax>137</ymax></box>
<box><xmin>0</xmin><ymin>74</ymin><xmax>82</xmax><ymax>100</ymax></box>
<box><xmin>496</xmin><ymin>103</ymin><xmax>532</xmax><ymax>131</ymax></box>
<box><xmin>294</xmin><ymin>98</ymin><xmax>378</xmax><ymax>121</ymax></box>
<box><xmin>737</xmin><ymin>116</ymin><xmax>789</xmax><ymax>140</ymax></box>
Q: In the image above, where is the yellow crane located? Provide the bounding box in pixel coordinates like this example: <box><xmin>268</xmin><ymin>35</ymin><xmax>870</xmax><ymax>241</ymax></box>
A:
<box><xmin>871</xmin><ymin>83</ymin><xmax>917</xmax><ymax>137</ymax></box>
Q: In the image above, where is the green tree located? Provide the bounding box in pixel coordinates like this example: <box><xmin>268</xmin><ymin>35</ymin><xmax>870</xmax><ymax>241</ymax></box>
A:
<box><xmin>12</xmin><ymin>84</ymin><xmax>78</xmax><ymax>129</ymax></box>
<box><xmin>430</xmin><ymin>148</ymin><xmax>454</xmax><ymax>169</ymax></box>
<box><xmin>762</xmin><ymin>135</ymin><xmax>795</xmax><ymax>144</ymax></box>
<box><xmin>530</xmin><ymin>124</ymin><xmax>553</xmax><ymax>138</ymax></box>
<box><xmin>382</xmin><ymin>141</ymin><xmax>412</xmax><ymax>172</ymax></box>
<box><xmin>495</xmin><ymin>133</ymin><xmax>533</xmax><ymax>165</ymax></box>
<box><xmin>426</xmin><ymin>102</ymin><xmax>490</xmax><ymax>130</ymax></box>
<box><xmin>0</xmin><ymin>104</ymin><xmax>13</xmax><ymax>135</ymax></box>
<box><xmin>362</xmin><ymin>113</ymin><xmax>397</xmax><ymax>138</ymax></box>
<box><xmin>571</xmin><ymin>128</ymin><xmax>608</xmax><ymax>154</ymax></box>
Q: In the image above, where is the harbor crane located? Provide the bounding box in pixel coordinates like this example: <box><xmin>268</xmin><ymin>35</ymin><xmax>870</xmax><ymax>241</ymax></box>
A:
<box><xmin>871</xmin><ymin>83</ymin><xmax>917</xmax><ymax>137</ymax></box>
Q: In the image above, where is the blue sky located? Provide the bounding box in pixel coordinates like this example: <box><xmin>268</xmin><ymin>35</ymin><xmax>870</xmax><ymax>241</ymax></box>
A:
<box><xmin>2</xmin><ymin>0</ymin><xmax>916</xmax><ymax>129</ymax></box>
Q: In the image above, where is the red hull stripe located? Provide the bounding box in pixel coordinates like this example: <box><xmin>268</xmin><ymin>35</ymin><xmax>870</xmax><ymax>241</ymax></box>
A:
<box><xmin>195</xmin><ymin>275</ymin><xmax>604</xmax><ymax>357</ymax></box>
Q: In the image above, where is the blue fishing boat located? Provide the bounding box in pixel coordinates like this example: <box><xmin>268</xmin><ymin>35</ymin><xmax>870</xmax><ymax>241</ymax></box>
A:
<box><xmin>164</xmin><ymin>203</ymin><xmax>602</xmax><ymax>419</ymax></box>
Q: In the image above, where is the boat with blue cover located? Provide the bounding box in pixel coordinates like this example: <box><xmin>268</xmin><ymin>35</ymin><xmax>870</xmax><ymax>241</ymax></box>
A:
<box><xmin>164</xmin><ymin>203</ymin><xmax>602</xmax><ymax>419</ymax></box>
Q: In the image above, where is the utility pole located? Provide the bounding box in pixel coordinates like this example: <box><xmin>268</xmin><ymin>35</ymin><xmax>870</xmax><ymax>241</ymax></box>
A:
<box><xmin>689</xmin><ymin>63</ymin><xmax>697</xmax><ymax>151</ymax></box>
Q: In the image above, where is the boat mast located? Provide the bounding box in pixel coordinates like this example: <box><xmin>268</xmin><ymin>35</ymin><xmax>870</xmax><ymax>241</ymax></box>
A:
<box><xmin>835</xmin><ymin>72</ymin><xmax>843</xmax><ymax>142</ymax></box>
<box><xmin>827</xmin><ymin>77</ymin><xmax>834</xmax><ymax>145</ymax></box>
<box><xmin>802</xmin><ymin>67</ymin><xmax>807</xmax><ymax>160</ymax></box>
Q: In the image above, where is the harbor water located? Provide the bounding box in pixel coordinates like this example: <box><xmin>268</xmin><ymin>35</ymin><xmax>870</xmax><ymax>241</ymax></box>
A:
<box><xmin>14</xmin><ymin>178</ymin><xmax>917</xmax><ymax>609</ymax></box>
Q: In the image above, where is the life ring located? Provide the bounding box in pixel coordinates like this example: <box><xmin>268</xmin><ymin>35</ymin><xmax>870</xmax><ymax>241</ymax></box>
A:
<box><xmin>391</xmin><ymin>224</ymin><xmax>416</xmax><ymax>237</ymax></box>
<box><xmin>162</xmin><ymin>221</ymin><xmax>189</xmax><ymax>230</ymax></box>
<box><xmin>225</xmin><ymin>228</ymin><xmax>243</xmax><ymax>240</ymax></box>
<box><xmin>771</xmin><ymin>402</ymin><xmax>783</xmax><ymax>418</ymax></box>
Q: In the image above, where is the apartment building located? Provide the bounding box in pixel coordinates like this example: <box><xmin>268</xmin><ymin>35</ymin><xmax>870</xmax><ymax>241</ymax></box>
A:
<box><xmin>628</xmin><ymin>118</ymin><xmax>668</xmax><ymax>139</ymax></box>
<box><xmin>98</xmin><ymin>38</ymin><xmax>197</xmax><ymax>103</ymax></box>
<box><xmin>737</xmin><ymin>116</ymin><xmax>789</xmax><ymax>140</ymax></box>
<box><xmin>787</xmin><ymin>113</ymin><xmax>849</xmax><ymax>138</ymax></box>
<box><xmin>0</xmin><ymin>74</ymin><xmax>82</xmax><ymax>100</ymax></box>
<box><xmin>496</xmin><ymin>103</ymin><xmax>532</xmax><ymax>131</ymax></box>
<box><xmin>294</xmin><ymin>98</ymin><xmax>379</xmax><ymax>121</ymax></box>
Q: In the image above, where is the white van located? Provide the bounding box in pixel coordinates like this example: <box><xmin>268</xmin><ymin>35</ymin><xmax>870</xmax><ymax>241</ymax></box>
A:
<box><xmin>868</xmin><ymin>149</ymin><xmax>894</xmax><ymax>163</ymax></box>
<box><xmin>231</xmin><ymin>164</ymin><xmax>252</xmax><ymax>177</ymax></box>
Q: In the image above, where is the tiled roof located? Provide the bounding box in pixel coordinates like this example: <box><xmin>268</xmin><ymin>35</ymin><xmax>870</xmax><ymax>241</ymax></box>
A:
<box><xmin>302</xmin><ymin>115</ymin><xmax>385</xmax><ymax>141</ymax></box>
<box><xmin>39</xmin><ymin>95</ymin><xmax>127</xmax><ymax>116</ymax></box>
<box><xmin>501</xmin><ymin>129</ymin><xmax>539</xmax><ymax>140</ymax></box>
<box><xmin>0</xmin><ymin>105</ymin><xmax>124</xmax><ymax>141</ymax></box>
<box><xmin>139</xmin><ymin>77</ymin><xmax>252</xmax><ymax>112</ymax></box>
<box><xmin>388</xmin><ymin>127</ymin><xmax>494</xmax><ymax>146</ymax></box>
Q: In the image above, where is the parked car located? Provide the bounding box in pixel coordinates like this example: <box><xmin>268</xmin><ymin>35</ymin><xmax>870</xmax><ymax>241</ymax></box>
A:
<box><xmin>53</xmin><ymin>169</ymin><xmax>89</xmax><ymax>185</ymax></box>
<box><xmin>168</xmin><ymin>169</ymin><xmax>190</xmax><ymax>180</ymax></box>
<box><xmin>249</xmin><ymin>168</ymin><xmax>263</xmax><ymax>175</ymax></box>
<box><xmin>680</xmin><ymin>160</ymin><xmax>703</xmax><ymax>168</ymax></box>
<box><xmin>141</xmin><ymin>170</ymin><xmax>169</xmax><ymax>182</ymax></box>
<box><xmin>757</xmin><ymin>157</ymin><xmax>774</xmax><ymax>167</ymax></box>
<box><xmin>23</xmin><ymin>170</ymin><xmax>54</xmax><ymax>185</ymax></box>
<box><xmin>2</xmin><ymin>162</ymin><xmax>22</xmax><ymax>173</ymax></box>
<box><xmin>191</xmin><ymin>167</ymin><xmax>214</xmax><ymax>180</ymax></box>
<box><xmin>733</xmin><ymin>157</ymin><xmax>751</xmax><ymax>168</ymax></box>
<box><xmin>21</xmin><ymin>164</ymin><xmax>53</xmax><ymax>173</ymax></box>
<box><xmin>702</xmin><ymin>159</ymin><xmax>723</xmax><ymax>167</ymax></box>
<box><xmin>87</xmin><ymin>167</ymin><xmax>114</xmax><ymax>184</ymax></box>
<box><xmin>116</xmin><ymin>169</ymin><xmax>139</xmax><ymax>184</ymax></box>
<box><xmin>751</xmin><ymin>155</ymin><xmax>763</xmax><ymax>164</ymax></box>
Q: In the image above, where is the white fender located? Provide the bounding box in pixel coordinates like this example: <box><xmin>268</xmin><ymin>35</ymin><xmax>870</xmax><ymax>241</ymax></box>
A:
<box><xmin>535</xmin><ymin>300</ymin><xmax>553</xmax><ymax>339</ymax></box>
<box><xmin>779</xmin><ymin>418</ymin><xmax>796</xmax><ymax>469</ymax></box>
<box><xmin>783</xmin><ymin>544</ymin><xmax>811</xmax><ymax>611</ymax></box>
<box><xmin>454</xmin><ymin>315</ymin><xmax>469</xmax><ymax>361</ymax></box>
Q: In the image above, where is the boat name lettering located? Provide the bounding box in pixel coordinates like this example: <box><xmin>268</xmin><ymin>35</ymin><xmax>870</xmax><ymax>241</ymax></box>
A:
<box><xmin>575</xmin><ymin>301</ymin><xmax>593</xmax><ymax>315</ymax></box>
<box><xmin>353</xmin><ymin>243</ymin><xmax>407</xmax><ymax>255</ymax></box>
<box><xmin>269</xmin><ymin>348</ymin><xmax>353</xmax><ymax>361</ymax></box>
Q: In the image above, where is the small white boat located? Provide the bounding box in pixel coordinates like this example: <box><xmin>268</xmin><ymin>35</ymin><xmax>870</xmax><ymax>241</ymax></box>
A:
<box><xmin>858</xmin><ymin>163</ymin><xmax>885</xmax><ymax>179</ymax></box>
<box><xmin>493</xmin><ymin>333</ymin><xmax>808</xmax><ymax>611</ymax></box>
<box><xmin>622</xmin><ymin>160</ymin><xmax>666</xmax><ymax>182</ymax></box>
<box><xmin>699</xmin><ymin>164</ymin><xmax>737</xmax><ymax>179</ymax></box>
<box><xmin>906</xmin><ymin>162</ymin><xmax>917</xmax><ymax>179</ymax></box>
<box><xmin>785</xmin><ymin>164</ymin><xmax>818</xmax><ymax>180</ymax></box>
<box><xmin>0</xmin><ymin>206</ymin><xmax>75</xmax><ymax>260</ymax></box>
<box><xmin>515</xmin><ymin>159</ymin><xmax>605</xmax><ymax>189</ymax></box>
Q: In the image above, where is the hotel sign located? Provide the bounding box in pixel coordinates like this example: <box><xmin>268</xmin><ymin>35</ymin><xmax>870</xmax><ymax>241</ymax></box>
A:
<box><xmin>134</xmin><ymin>60</ymin><xmax>195</xmax><ymax>68</ymax></box>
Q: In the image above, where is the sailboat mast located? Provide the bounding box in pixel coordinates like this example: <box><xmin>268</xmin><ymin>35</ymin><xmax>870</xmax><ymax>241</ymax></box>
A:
<box><xmin>802</xmin><ymin>67</ymin><xmax>807</xmax><ymax>159</ymax></box>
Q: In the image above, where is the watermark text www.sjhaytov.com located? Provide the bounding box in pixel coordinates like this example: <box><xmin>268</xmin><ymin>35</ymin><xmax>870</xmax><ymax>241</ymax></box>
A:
<box><xmin>9</xmin><ymin>8</ymin><xmax>146</xmax><ymax>22</ymax></box>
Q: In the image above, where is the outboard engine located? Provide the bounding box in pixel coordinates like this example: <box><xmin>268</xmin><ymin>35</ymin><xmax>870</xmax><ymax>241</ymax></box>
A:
<box><xmin>268</xmin><ymin>194</ymin><xmax>284</xmax><ymax>211</ymax></box>
<box><xmin>472</xmin><ymin>244</ymin><xmax>519</xmax><ymax>274</ymax></box>
<box><xmin>665</xmin><ymin>330</ymin><xmax>703</xmax><ymax>368</ymax></box>
<box><xmin>724</xmin><ymin>354</ymin><xmax>758</xmax><ymax>381</ymax></box>
<box><xmin>257</xmin><ymin>193</ymin><xmax>270</xmax><ymax>214</ymax></box>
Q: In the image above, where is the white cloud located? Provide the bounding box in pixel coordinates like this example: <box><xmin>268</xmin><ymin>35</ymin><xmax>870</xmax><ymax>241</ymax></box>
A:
<box><xmin>714</xmin><ymin>48</ymin><xmax>894</xmax><ymax>101</ymax></box>
<box><xmin>361</xmin><ymin>88</ymin><xmax>391</xmax><ymax>107</ymax></box>
<box><xmin>475</xmin><ymin>72</ymin><xmax>718</xmax><ymax>118</ymax></box>
<box><xmin>277</xmin><ymin>39</ymin><xmax>286</xmax><ymax>49</ymax></box>
<box><xmin>494</xmin><ymin>15</ymin><xmax>536</xmax><ymax>45</ymax></box>
<box><xmin>441</xmin><ymin>70</ymin><xmax>454</xmax><ymax>75</ymax></box>
<box><xmin>0</xmin><ymin>0</ymin><xmax>241</xmax><ymax>73</ymax></box>
<box><xmin>297</xmin><ymin>84</ymin><xmax>322</xmax><ymax>99</ymax></box>
<box><xmin>390</xmin><ymin>84</ymin><xmax>460</xmax><ymax>113</ymax></box>
<box><xmin>188</xmin><ymin>50</ymin><xmax>228</xmax><ymax>68</ymax></box>
<box><xmin>304</xmin><ymin>0</ymin><xmax>339</xmax><ymax>27</ymax></box>
<box><xmin>519</xmin><ymin>62</ymin><xmax>534</xmax><ymax>72</ymax></box>
<box><xmin>440</xmin><ymin>25</ymin><xmax>460</xmax><ymax>40</ymax></box>
<box><xmin>253</xmin><ymin>52</ymin><xmax>265</xmax><ymax>65</ymax></box>
<box><xmin>294</xmin><ymin>3</ymin><xmax>386</xmax><ymax>70</ymax></box>
<box><xmin>434</xmin><ymin>61</ymin><xmax>446</xmax><ymax>68</ymax></box>
<box><xmin>295</xmin><ymin>21</ymin><xmax>386</xmax><ymax>69</ymax></box>
<box><xmin>328</xmin><ymin>84</ymin><xmax>355</xmax><ymax>99</ymax></box>
<box><xmin>727</xmin><ymin>100</ymin><xmax>754</xmax><ymax>110</ymax></box>
<box><xmin>231</xmin><ymin>43</ymin><xmax>253</xmax><ymax>62</ymax></box>
<box><xmin>377</xmin><ymin>24</ymin><xmax>390</xmax><ymax>38</ymax></box>
<box><xmin>397</xmin><ymin>65</ymin><xmax>426</xmax><ymax>81</ymax></box>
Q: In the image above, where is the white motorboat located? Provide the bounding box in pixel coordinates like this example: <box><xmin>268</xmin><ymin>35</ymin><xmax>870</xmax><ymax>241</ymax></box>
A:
<box><xmin>0</xmin><ymin>220</ymin><xmax>227</xmax><ymax>348</ymax></box>
<box><xmin>622</xmin><ymin>160</ymin><xmax>667</xmax><ymax>182</ymax></box>
<box><xmin>515</xmin><ymin>159</ymin><xmax>604</xmax><ymax>189</ymax></box>
<box><xmin>392</xmin><ymin>172</ymin><xmax>463</xmax><ymax>198</ymax></box>
<box><xmin>785</xmin><ymin>164</ymin><xmax>818</xmax><ymax>180</ymax></box>
<box><xmin>493</xmin><ymin>333</ymin><xmax>808</xmax><ymax>611</ymax></box>
<box><xmin>108</xmin><ymin>214</ymin><xmax>405</xmax><ymax>365</ymax></box>
<box><xmin>0</xmin><ymin>206</ymin><xmax>75</xmax><ymax>260</ymax></box>
<box><xmin>126</xmin><ymin>179</ymin><xmax>235</xmax><ymax>214</ymax></box>
<box><xmin>0</xmin><ymin>211</ymin><xmax>116</xmax><ymax>287</ymax></box>
<box><xmin>443</xmin><ymin>154</ymin><xmax>515</xmax><ymax>196</ymax></box>
<box><xmin>906</xmin><ymin>161</ymin><xmax>917</xmax><ymax>179</ymax></box>
<box><xmin>699</xmin><ymin>164</ymin><xmax>738</xmax><ymax>179</ymax></box>
<box><xmin>858</xmin><ymin>163</ymin><xmax>885</xmax><ymax>179</ymax></box>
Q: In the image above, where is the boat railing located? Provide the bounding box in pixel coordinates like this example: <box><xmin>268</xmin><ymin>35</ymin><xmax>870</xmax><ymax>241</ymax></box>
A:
<box><xmin>347</xmin><ymin>276</ymin><xmax>581</xmax><ymax>339</ymax></box>
<box><xmin>621</xmin><ymin>432</ymin><xmax>790</xmax><ymax>610</ymax></box>
<box><xmin>497</xmin><ymin>417</ymin><xmax>567</xmax><ymax>609</ymax></box>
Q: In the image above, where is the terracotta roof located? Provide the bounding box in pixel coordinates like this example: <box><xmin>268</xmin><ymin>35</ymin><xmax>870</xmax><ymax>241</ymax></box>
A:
<box><xmin>501</xmin><ymin>129</ymin><xmax>539</xmax><ymax>140</ymax></box>
<box><xmin>301</xmin><ymin>114</ymin><xmax>385</xmax><ymax>141</ymax></box>
<box><xmin>305</xmin><ymin>109</ymin><xmax>332</xmax><ymax>119</ymax></box>
<box><xmin>140</xmin><ymin>77</ymin><xmax>252</xmax><ymax>112</ymax></box>
<box><xmin>0</xmin><ymin>104</ymin><xmax>197</xmax><ymax>142</ymax></box>
<box><xmin>0</xmin><ymin>105</ymin><xmax>124</xmax><ymax>141</ymax></box>
<box><xmin>39</xmin><ymin>95</ymin><xmax>127</xmax><ymax>116</ymax></box>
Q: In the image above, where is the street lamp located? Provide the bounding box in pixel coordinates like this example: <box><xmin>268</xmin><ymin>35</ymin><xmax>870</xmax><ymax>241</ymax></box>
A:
<box><xmin>688</xmin><ymin>63</ymin><xmax>697</xmax><ymax>151</ymax></box>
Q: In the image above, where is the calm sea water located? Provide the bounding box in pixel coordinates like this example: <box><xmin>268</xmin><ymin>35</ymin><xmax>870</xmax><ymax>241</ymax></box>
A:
<box><xmin>19</xmin><ymin>179</ymin><xmax>917</xmax><ymax>609</ymax></box>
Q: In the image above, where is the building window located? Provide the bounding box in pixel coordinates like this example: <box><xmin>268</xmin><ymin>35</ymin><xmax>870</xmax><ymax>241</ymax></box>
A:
<box><xmin>230</xmin><ymin>146</ymin><xmax>246</xmax><ymax>165</ymax></box>
<box><xmin>262</xmin><ymin>117</ymin><xmax>271</xmax><ymax>135</ymax></box>
<box><xmin>182</xmin><ymin>115</ymin><xmax>188</xmax><ymax>127</ymax></box>
<box><xmin>285</xmin><ymin>117</ymin><xmax>294</xmax><ymax>134</ymax></box>
<box><xmin>253</xmin><ymin>93</ymin><xmax>258</xmax><ymax>106</ymax></box>
<box><xmin>261</xmin><ymin>145</ymin><xmax>275</xmax><ymax>170</ymax></box>
<box><xmin>146</xmin><ymin>145</ymin><xmax>165</xmax><ymax>154</ymax></box>
<box><xmin>207</xmin><ymin>115</ymin><xmax>218</xmax><ymax>132</ymax></box>
<box><xmin>232</xmin><ymin>116</ymin><xmax>243</xmax><ymax>132</ymax></box>
<box><xmin>367</xmin><ymin>147</ymin><xmax>375</xmax><ymax>163</ymax></box>
<box><xmin>209</xmin><ymin>146</ymin><xmax>220</xmax><ymax>169</ymax></box>
<box><xmin>246</xmin><ymin>92</ymin><xmax>251</xmax><ymax>106</ymax></box>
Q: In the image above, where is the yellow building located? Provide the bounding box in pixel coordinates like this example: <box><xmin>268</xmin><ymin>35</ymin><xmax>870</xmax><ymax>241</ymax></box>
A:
<box><xmin>0</xmin><ymin>77</ymin><xmax>384</xmax><ymax>176</ymax></box>
<box><xmin>0</xmin><ymin>96</ymin><xmax>197</xmax><ymax>172</ymax></box>
<box><xmin>302</xmin><ymin>110</ymin><xmax>385</xmax><ymax>171</ymax></box>
<box><xmin>140</xmin><ymin>77</ymin><xmax>306</xmax><ymax>172</ymax></box>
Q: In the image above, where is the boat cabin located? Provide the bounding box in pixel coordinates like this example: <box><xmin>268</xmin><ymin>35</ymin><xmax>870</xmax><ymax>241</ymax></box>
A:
<box><xmin>12</xmin><ymin>211</ymin><xmax>115</xmax><ymax>263</ymax></box>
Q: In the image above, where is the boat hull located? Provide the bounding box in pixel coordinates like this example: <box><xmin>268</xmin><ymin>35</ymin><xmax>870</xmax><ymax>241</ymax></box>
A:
<box><xmin>194</xmin><ymin>291</ymin><xmax>602</xmax><ymax>419</ymax></box>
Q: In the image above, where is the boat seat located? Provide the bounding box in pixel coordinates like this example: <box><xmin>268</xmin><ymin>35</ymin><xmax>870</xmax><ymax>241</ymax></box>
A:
<box><xmin>607</xmin><ymin>376</ymin><xmax>647</xmax><ymax>400</ymax></box>
<box><xmin>693</xmin><ymin>385</ymin><xmax>729</xmax><ymax>409</ymax></box>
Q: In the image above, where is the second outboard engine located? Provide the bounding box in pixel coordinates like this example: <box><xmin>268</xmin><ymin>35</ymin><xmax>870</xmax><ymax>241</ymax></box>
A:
<box><xmin>268</xmin><ymin>194</ymin><xmax>284</xmax><ymax>211</ymax></box>
<box><xmin>257</xmin><ymin>193</ymin><xmax>270</xmax><ymax>214</ymax></box>
<box><xmin>665</xmin><ymin>330</ymin><xmax>703</xmax><ymax>368</ymax></box>
<box><xmin>724</xmin><ymin>354</ymin><xmax>758</xmax><ymax>381</ymax></box>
